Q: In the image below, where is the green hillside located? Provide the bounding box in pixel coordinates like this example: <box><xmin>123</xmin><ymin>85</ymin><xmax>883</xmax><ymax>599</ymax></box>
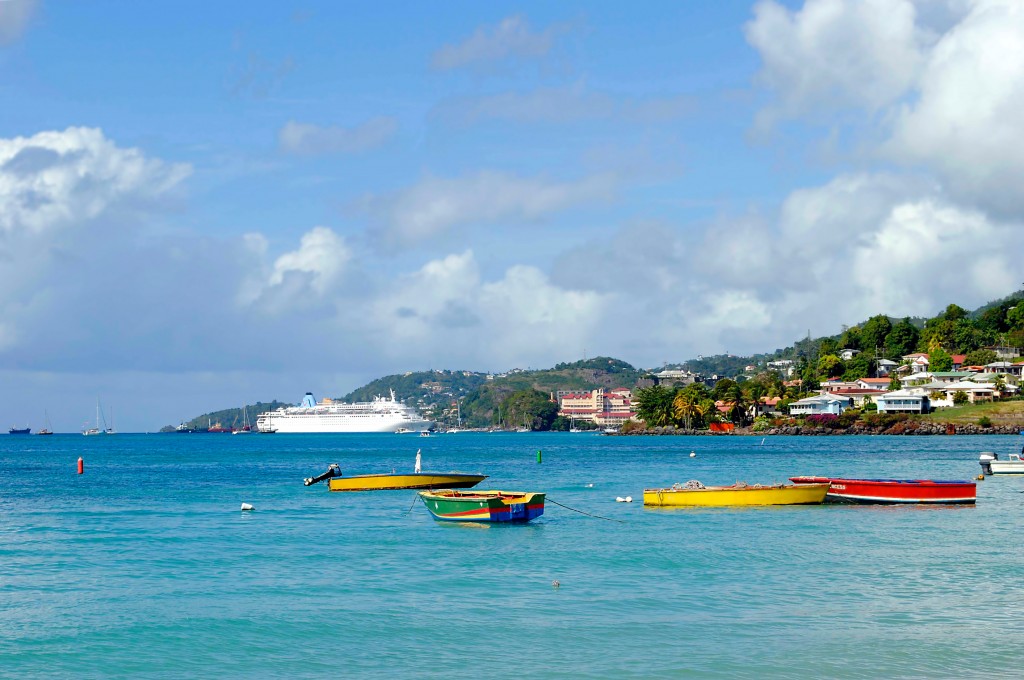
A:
<box><xmin>338</xmin><ymin>357</ymin><xmax>647</xmax><ymax>428</ymax></box>
<box><xmin>169</xmin><ymin>289</ymin><xmax>1024</xmax><ymax>430</ymax></box>
<box><xmin>159</xmin><ymin>401</ymin><xmax>291</xmax><ymax>432</ymax></box>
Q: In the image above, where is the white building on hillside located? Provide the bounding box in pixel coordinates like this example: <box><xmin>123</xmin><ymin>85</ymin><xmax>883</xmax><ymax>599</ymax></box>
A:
<box><xmin>789</xmin><ymin>394</ymin><xmax>853</xmax><ymax>416</ymax></box>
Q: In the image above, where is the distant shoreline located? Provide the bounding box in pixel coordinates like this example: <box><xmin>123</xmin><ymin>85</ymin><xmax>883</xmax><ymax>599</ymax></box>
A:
<box><xmin>613</xmin><ymin>423</ymin><xmax>1022</xmax><ymax>436</ymax></box>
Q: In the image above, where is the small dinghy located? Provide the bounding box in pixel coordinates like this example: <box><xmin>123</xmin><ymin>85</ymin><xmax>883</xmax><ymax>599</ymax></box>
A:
<box><xmin>419</xmin><ymin>489</ymin><xmax>545</xmax><ymax>523</ymax></box>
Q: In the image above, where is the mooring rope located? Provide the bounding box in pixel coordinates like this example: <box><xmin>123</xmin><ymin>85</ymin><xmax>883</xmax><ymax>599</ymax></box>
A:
<box><xmin>548</xmin><ymin>497</ymin><xmax>627</xmax><ymax>523</ymax></box>
<box><xmin>405</xmin><ymin>492</ymin><xmax>420</xmax><ymax>515</ymax></box>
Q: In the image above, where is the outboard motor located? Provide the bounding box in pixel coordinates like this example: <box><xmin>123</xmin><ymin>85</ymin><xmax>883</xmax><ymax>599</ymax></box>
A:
<box><xmin>979</xmin><ymin>452</ymin><xmax>997</xmax><ymax>476</ymax></box>
<box><xmin>304</xmin><ymin>463</ymin><xmax>341</xmax><ymax>486</ymax></box>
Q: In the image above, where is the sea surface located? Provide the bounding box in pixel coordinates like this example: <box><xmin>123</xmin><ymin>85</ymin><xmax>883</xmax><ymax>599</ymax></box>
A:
<box><xmin>1</xmin><ymin>432</ymin><xmax>1022</xmax><ymax>679</ymax></box>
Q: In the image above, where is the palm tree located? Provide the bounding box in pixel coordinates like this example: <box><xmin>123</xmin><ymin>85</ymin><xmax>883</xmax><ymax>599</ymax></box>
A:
<box><xmin>747</xmin><ymin>383</ymin><xmax>767</xmax><ymax>418</ymax></box>
<box><xmin>725</xmin><ymin>384</ymin><xmax>748</xmax><ymax>425</ymax></box>
<box><xmin>673</xmin><ymin>392</ymin><xmax>698</xmax><ymax>430</ymax></box>
<box><xmin>694</xmin><ymin>399</ymin><xmax>714</xmax><ymax>428</ymax></box>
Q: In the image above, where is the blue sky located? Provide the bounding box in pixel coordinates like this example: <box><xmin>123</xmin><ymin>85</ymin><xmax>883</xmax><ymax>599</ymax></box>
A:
<box><xmin>2</xmin><ymin>0</ymin><xmax>1023</xmax><ymax>431</ymax></box>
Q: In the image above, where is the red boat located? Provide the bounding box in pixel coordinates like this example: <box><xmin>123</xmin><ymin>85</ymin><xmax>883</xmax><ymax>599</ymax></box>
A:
<box><xmin>789</xmin><ymin>476</ymin><xmax>976</xmax><ymax>505</ymax></box>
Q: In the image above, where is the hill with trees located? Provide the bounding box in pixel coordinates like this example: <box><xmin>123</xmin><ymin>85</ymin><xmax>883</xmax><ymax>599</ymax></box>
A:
<box><xmin>166</xmin><ymin>290</ymin><xmax>1024</xmax><ymax>432</ymax></box>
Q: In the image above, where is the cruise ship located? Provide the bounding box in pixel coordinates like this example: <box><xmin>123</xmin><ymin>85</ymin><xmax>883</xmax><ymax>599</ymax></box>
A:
<box><xmin>255</xmin><ymin>391</ymin><xmax>433</xmax><ymax>434</ymax></box>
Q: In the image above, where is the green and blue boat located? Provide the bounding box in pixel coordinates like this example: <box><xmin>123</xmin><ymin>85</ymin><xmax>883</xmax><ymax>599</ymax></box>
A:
<box><xmin>419</xmin><ymin>489</ymin><xmax>545</xmax><ymax>523</ymax></box>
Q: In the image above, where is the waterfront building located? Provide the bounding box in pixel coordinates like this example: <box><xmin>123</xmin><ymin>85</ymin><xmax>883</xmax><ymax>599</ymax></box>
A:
<box><xmin>788</xmin><ymin>394</ymin><xmax>854</xmax><ymax>416</ymax></box>
<box><xmin>875</xmin><ymin>390</ymin><xmax>930</xmax><ymax>414</ymax></box>
<box><xmin>556</xmin><ymin>388</ymin><xmax>636</xmax><ymax>426</ymax></box>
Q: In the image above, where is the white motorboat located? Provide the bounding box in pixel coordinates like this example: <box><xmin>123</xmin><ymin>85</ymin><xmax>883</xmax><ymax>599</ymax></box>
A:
<box><xmin>979</xmin><ymin>451</ymin><xmax>1024</xmax><ymax>475</ymax></box>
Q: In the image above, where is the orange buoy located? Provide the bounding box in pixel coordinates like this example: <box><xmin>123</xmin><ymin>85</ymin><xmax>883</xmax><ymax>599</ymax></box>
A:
<box><xmin>77</xmin><ymin>457</ymin><xmax>84</xmax><ymax>474</ymax></box>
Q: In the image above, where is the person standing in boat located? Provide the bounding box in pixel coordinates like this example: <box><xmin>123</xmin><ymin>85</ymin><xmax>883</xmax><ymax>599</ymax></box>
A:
<box><xmin>415</xmin><ymin>449</ymin><xmax>422</xmax><ymax>474</ymax></box>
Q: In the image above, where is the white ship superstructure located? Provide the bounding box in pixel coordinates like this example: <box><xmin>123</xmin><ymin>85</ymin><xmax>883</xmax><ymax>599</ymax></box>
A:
<box><xmin>256</xmin><ymin>391</ymin><xmax>433</xmax><ymax>434</ymax></box>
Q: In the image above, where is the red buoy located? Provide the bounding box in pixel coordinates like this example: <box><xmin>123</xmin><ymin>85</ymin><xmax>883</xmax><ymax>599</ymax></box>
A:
<box><xmin>77</xmin><ymin>457</ymin><xmax>84</xmax><ymax>475</ymax></box>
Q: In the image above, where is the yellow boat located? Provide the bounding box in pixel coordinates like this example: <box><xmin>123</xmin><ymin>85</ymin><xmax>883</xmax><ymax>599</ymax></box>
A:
<box><xmin>643</xmin><ymin>480</ymin><xmax>829</xmax><ymax>507</ymax></box>
<box><xmin>326</xmin><ymin>471</ymin><xmax>487</xmax><ymax>492</ymax></box>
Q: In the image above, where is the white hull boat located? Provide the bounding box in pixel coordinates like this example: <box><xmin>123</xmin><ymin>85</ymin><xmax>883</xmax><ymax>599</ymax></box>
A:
<box><xmin>256</xmin><ymin>390</ymin><xmax>433</xmax><ymax>434</ymax></box>
<box><xmin>980</xmin><ymin>451</ymin><xmax>1024</xmax><ymax>475</ymax></box>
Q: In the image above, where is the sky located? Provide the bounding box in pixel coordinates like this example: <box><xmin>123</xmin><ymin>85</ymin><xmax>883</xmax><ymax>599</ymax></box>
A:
<box><xmin>2</xmin><ymin>0</ymin><xmax>1023</xmax><ymax>431</ymax></box>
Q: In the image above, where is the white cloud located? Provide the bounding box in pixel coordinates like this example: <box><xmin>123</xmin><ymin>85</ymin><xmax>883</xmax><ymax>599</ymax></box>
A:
<box><xmin>477</xmin><ymin>265</ymin><xmax>607</xmax><ymax>361</ymax></box>
<box><xmin>368</xmin><ymin>251</ymin><xmax>609</xmax><ymax>368</ymax></box>
<box><xmin>278</xmin><ymin>117</ymin><xmax>398</xmax><ymax>155</ymax></box>
<box><xmin>0</xmin><ymin>0</ymin><xmax>36</xmax><ymax>45</ymax></box>
<box><xmin>747</xmin><ymin>0</ymin><xmax>1024</xmax><ymax>217</ymax></box>
<box><xmin>745</xmin><ymin>0</ymin><xmax>928</xmax><ymax>123</ymax></box>
<box><xmin>432</xmin><ymin>15</ymin><xmax>564</xmax><ymax>70</ymax></box>
<box><xmin>852</xmin><ymin>199</ymin><xmax>1015</xmax><ymax>315</ymax></box>
<box><xmin>886</xmin><ymin>0</ymin><xmax>1024</xmax><ymax>214</ymax></box>
<box><xmin>0</xmin><ymin>127</ymin><xmax>191</xmax><ymax>235</ymax></box>
<box><xmin>366</xmin><ymin>170</ymin><xmax>616</xmax><ymax>248</ymax></box>
<box><xmin>240</xmin><ymin>226</ymin><xmax>353</xmax><ymax>313</ymax></box>
<box><xmin>551</xmin><ymin>170</ymin><xmax>1024</xmax><ymax>361</ymax></box>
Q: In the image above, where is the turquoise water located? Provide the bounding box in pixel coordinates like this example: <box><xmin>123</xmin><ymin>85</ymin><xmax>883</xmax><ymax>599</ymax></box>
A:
<box><xmin>2</xmin><ymin>433</ymin><xmax>1022</xmax><ymax>679</ymax></box>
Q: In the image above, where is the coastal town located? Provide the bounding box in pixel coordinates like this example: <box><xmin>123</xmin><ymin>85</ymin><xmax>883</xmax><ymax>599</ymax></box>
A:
<box><xmin>544</xmin><ymin>345</ymin><xmax>1024</xmax><ymax>434</ymax></box>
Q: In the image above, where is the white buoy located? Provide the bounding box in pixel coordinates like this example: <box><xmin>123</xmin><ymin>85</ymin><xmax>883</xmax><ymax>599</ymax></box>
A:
<box><xmin>625</xmin><ymin>496</ymin><xmax>633</xmax><ymax>503</ymax></box>
<box><xmin>240</xmin><ymin>502</ymin><xmax>254</xmax><ymax>511</ymax></box>
<box><xmin>585</xmin><ymin>483</ymin><xmax>594</xmax><ymax>488</ymax></box>
<box><xmin>615</xmin><ymin>496</ymin><xmax>625</xmax><ymax>502</ymax></box>
<box><xmin>689</xmin><ymin>451</ymin><xmax>696</xmax><ymax>458</ymax></box>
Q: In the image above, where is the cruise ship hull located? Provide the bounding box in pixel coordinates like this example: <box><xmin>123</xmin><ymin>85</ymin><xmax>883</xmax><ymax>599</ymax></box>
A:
<box><xmin>255</xmin><ymin>391</ymin><xmax>433</xmax><ymax>434</ymax></box>
<box><xmin>256</xmin><ymin>415</ymin><xmax>433</xmax><ymax>434</ymax></box>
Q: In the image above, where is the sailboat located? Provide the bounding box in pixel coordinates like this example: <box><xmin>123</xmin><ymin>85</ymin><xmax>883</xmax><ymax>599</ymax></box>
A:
<box><xmin>232</xmin><ymin>406</ymin><xmax>252</xmax><ymax>434</ymax></box>
<box><xmin>105</xmin><ymin>405</ymin><xmax>116</xmax><ymax>435</ymax></box>
<box><xmin>83</xmin><ymin>399</ymin><xmax>112</xmax><ymax>435</ymax></box>
<box><xmin>37</xmin><ymin>411</ymin><xmax>53</xmax><ymax>436</ymax></box>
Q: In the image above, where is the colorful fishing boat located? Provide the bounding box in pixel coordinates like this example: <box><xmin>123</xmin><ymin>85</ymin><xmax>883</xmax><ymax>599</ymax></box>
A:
<box><xmin>643</xmin><ymin>480</ymin><xmax>828</xmax><ymax>507</ymax></box>
<box><xmin>789</xmin><ymin>476</ymin><xmax>976</xmax><ymax>504</ymax></box>
<box><xmin>419</xmin><ymin>489</ymin><xmax>545</xmax><ymax>522</ymax></box>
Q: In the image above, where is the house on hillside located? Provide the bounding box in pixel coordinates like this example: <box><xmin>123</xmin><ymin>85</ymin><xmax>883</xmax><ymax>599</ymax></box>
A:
<box><xmin>750</xmin><ymin>396</ymin><xmax>783</xmax><ymax>418</ymax></box>
<box><xmin>856</xmin><ymin>377</ymin><xmax>892</xmax><ymax>390</ymax></box>
<box><xmin>823</xmin><ymin>388</ymin><xmax>886</xmax><ymax>407</ymax></box>
<box><xmin>652</xmin><ymin>368</ymin><xmax>698</xmax><ymax>385</ymax></box>
<box><xmin>767</xmin><ymin>359</ymin><xmax>795</xmax><ymax>377</ymax></box>
<box><xmin>839</xmin><ymin>349</ymin><xmax>860</xmax><ymax>361</ymax></box>
<box><xmin>820</xmin><ymin>380</ymin><xmax>860</xmax><ymax>393</ymax></box>
<box><xmin>875</xmin><ymin>390</ymin><xmax>930</xmax><ymax>414</ymax></box>
<box><xmin>789</xmin><ymin>394</ymin><xmax>854</xmax><ymax>416</ymax></box>
<box><xmin>927</xmin><ymin>371</ymin><xmax>977</xmax><ymax>384</ymax></box>
<box><xmin>984</xmin><ymin>361</ymin><xmax>1023</xmax><ymax>378</ymax></box>
<box><xmin>901</xmin><ymin>353</ymin><xmax>930</xmax><ymax>374</ymax></box>
<box><xmin>940</xmin><ymin>381</ymin><xmax>999</xmax><ymax>404</ymax></box>
<box><xmin>876</xmin><ymin>359</ymin><xmax>899</xmax><ymax>376</ymax></box>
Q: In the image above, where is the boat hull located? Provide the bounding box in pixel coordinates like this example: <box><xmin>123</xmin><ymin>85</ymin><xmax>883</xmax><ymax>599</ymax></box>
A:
<box><xmin>8</xmin><ymin>428</ymin><xmax>31</xmax><ymax>435</ymax></box>
<box><xmin>327</xmin><ymin>472</ymin><xmax>486</xmax><ymax>492</ymax></box>
<box><xmin>643</xmin><ymin>483</ymin><xmax>828</xmax><ymax>507</ymax></box>
<box><xmin>790</xmin><ymin>476</ymin><xmax>976</xmax><ymax>504</ymax></box>
<box><xmin>987</xmin><ymin>461</ymin><xmax>1024</xmax><ymax>475</ymax></box>
<box><xmin>257</xmin><ymin>414</ymin><xmax>434</xmax><ymax>434</ymax></box>
<box><xmin>419</xmin><ymin>490</ymin><xmax>545</xmax><ymax>522</ymax></box>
